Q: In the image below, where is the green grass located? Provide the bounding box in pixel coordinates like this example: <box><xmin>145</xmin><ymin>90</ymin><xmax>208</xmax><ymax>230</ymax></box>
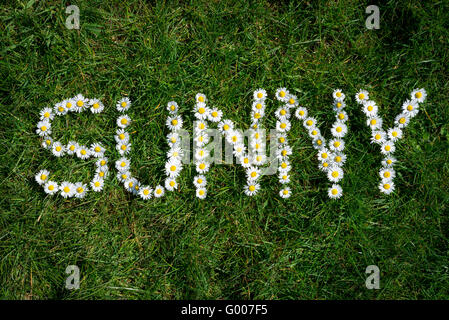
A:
<box><xmin>1</xmin><ymin>0</ymin><xmax>448</xmax><ymax>299</ymax></box>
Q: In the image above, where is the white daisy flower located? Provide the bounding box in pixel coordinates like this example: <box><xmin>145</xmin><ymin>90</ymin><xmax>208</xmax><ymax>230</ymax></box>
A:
<box><xmin>318</xmin><ymin>160</ymin><xmax>331</xmax><ymax>172</ymax></box>
<box><xmin>193</xmin><ymin>175</ymin><xmax>207</xmax><ymax>188</ymax></box>
<box><xmin>196</xmin><ymin>187</ymin><xmax>207</xmax><ymax>199</ymax></box>
<box><xmin>117</xmin><ymin>170</ymin><xmax>131</xmax><ymax>183</ymax></box>
<box><xmin>226</xmin><ymin>130</ymin><xmax>243</xmax><ymax>145</ymax></box>
<box><xmin>208</xmin><ymin>108</ymin><xmax>223</xmax><ymax>122</ymax></box>
<box><xmin>36</xmin><ymin>120</ymin><xmax>51</xmax><ymax>137</ymax></box>
<box><xmin>35</xmin><ymin>169</ymin><xmax>50</xmax><ymax>185</ymax></box>
<box><xmin>54</xmin><ymin>102</ymin><xmax>67</xmax><ymax>116</ymax></box>
<box><xmin>117</xmin><ymin>114</ymin><xmax>131</xmax><ymax>128</ymax></box>
<box><xmin>244</xmin><ymin>182</ymin><xmax>260</xmax><ymax>196</ymax></box>
<box><xmin>395</xmin><ymin>113</ymin><xmax>410</xmax><ymax>128</ymax></box>
<box><xmin>381</xmin><ymin>156</ymin><xmax>397</xmax><ymax>167</ymax></box>
<box><xmin>411</xmin><ymin>88</ymin><xmax>427</xmax><ymax>103</ymax></box>
<box><xmin>251</xmin><ymin>110</ymin><xmax>265</xmax><ymax>122</ymax></box>
<box><xmin>328</xmin><ymin>184</ymin><xmax>343</xmax><ymax>199</ymax></box>
<box><xmin>154</xmin><ymin>185</ymin><xmax>165</xmax><ymax>198</ymax></box>
<box><xmin>308</xmin><ymin>126</ymin><xmax>321</xmax><ymax>139</ymax></box>
<box><xmin>371</xmin><ymin>130</ymin><xmax>387</xmax><ymax>145</ymax></box>
<box><xmin>52</xmin><ymin>141</ymin><xmax>65</xmax><ymax>157</ymax></box>
<box><xmin>233</xmin><ymin>143</ymin><xmax>246</xmax><ymax>157</ymax></box>
<box><xmin>362</xmin><ymin>101</ymin><xmax>378</xmax><ymax>117</ymax></box>
<box><xmin>90</xmin><ymin>98</ymin><xmax>105</xmax><ymax>114</ymax></box>
<box><xmin>331</xmin><ymin>122</ymin><xmax>348</xmax><ymax>138</ymax></box>
<box><xmin>303</xmin><ymin>117</ymin><xmax>317</xmax><ymax>129</ymax></box>
<box><xmin>250</xmin><ymin>130</ymin><xmax>264</xmax><ymax>142</ymax></box>
<box><xmin>165</xmin><ymin>159</ymin><xmax>182</xmax><ymax>178</ymax></box>
<box><xmin>367</xmin><ymin>116</ymin><xmax>383</xmax><ymax>130</ymax></box>
<box><xmin>331</xmin><ymin>152</ymin><xmax>347</xmax><ymax>166</ymax></box>
<box><xmin>387</xmin><ymin>127</ymin><xmax>403</xmax><ymax>142</ymax></box>
<box><xmin>90</xmin><ymin>177</ymin><xmax>104</xmax><ymax>192</ymax></box>
<box><xmin>329</xmin><ymin>138</ymin><xmax>345</xmax><ymax>152</ymax></box>
<box><xmin>165</xmin><ymin>177</ymin><xmax>178</xmax><ymax>191</ymax></box>
<box><xmin>312</xmin><ymin>136</ymin><xmax>325</xmax><ymax>149</ymax></box>
<box><xmin>275</xmin><ymin>88</ymin><xmax>289</xmax><ymax>102</ymax></box>
<box><xmin>124</xmin><ymin>178</ymin><xmax>137</xmax><ymax>193</ymax></box>
<box><xmin>380</xmin><ymin>141</ymin><xmax>396</xmax><ymax>155</ymax></box>
<box><xmin>333</xmin><ymin>100</ymin><xmax>346</xmax><ymax>112</ymax></box>
<box><xmin>194</xmin><ymin>132</ymin><xmax>209</xmax><ymax>147</ymax></box>
<box><xmin>116</xmin><ymin>97</ymin><xmax>131</xmax><ymax>112</ymax></box>
<box><xmin>335</xmin><ymin>110</ymin><xmax>348</xmax><ymax>122</ymax></box>
<box><xmin>74</xmin><ymin>182</ymin><xmax>88</xmax><ymax>199</ymax></box>
<box><xmin>73</xmin><ymin>94</ymin><xmax>89</xmax><ymax>112</ymax></box>
<box><xmin>276</xmin><ymin>133</ymin><xmax>288</xmax><ymax>145</ymax></box>
<box><xmin>167</xmin><ymin>132</ymin><xmax>180</xmax><ymax>146</ymax></box>
<box><xmin>167</xmin><ymin>101</ymin><xmax>179</xmax><ymax>114</ymax></box>
<box><xmin>39</xmin><ymin>107</ymin><xmax>54</xmax><ymax>121</ymax></box>
<box><xmin>276</xmin><ymin>145</ymin><xmax>292</xmax><ymax>159</ymax></box>
<box><xmin>254</xmin><ymin>89</ymin><xmax>267</xmax><ymax>100</ymax></box>
<box><xmin>276</xmin><ymin>120</ymin><xmax>291</xmax><ymax>132</ymax></box>
<box><xmin>402</xmin><ymin>100</ymin><xmax>419</xmax><ymax>118</ymax></box>
<box><xmin>139</xmin><ymin>186</ymin><xmax>153</xmax><ymax>200</ymax></box>
<box><xmin>194</xmin><ymin>102</ymin><xmax>209</xmax><ymax>120</ymax></box>
<box><xmin>252</xmin><ymin>154</ymin><xmax>267</xmax><ymax>166</ymax></box>
<box><xmin>41</xmin><ymin>136</ymin><xmax>53</xmax><ymax>149</ymax></box>
<box><xmin>278</xmin><ymin>173</ymin><xmax>291</xmax><ymax>184</ymax></box>
<box><xmin>327</xmin><ymin>166</ymin><xmax>344</xmax><ymax>183</ymax></box>
<box><xmin>250</xmin><ymin>140</ymin><xmax>265</xmax><ymax>153</ymax></box>
<box><xmin>167</xmin><ymin>146</ymin><xmax>184</xmax><ymax>160</ymax></box>
<box><xmin>286</xmin><ymin>95</ymin><xmax>299</xmax><ymax>107</ymax></box>
<box><xmin>379</xmin><ymin>181</ymin><xmax>395</xmax><ymax>194</ymax></box>
<box><xmin>195</xmin><ymin>93</ymin><xmax>207</xmax><ymax>103</ymax></box>
<box><xmin>115</xmin><ymin>129</ymin><xmax>130</xmax><ymax>144</ymax></box>
<box><xmin>63</xmin><ymin>99</ymin><xmax>75</xmax><ymax>112</ymax></box>
<box><xmin>278</xmin><ymin>159</ymin><xmax>291</xmax><ymax>172</ymax></box>
<box><xmin>355</xmin><ymin>90</ymin><xmax>369</xmax><ymax>103</ymax></box>
<box><xmin>66</xmin><ymin>141</ymin><xmax>79</xmax><ymax>155</ymax></box>
<box><xmin>218</xmin><ymin>119</ymin><xmax>234</xmax><ymax>133</ymax></box>
<box><xmin>116</xmin><ymin>157</ymin><xmax>130</xmax><ymax>172</ymax></box>
<box><xmin>76</xmin><ymin>145</ymin><xmax>91</xmax><ymax>159</ymax></box>
<box><xmin>194</xmin><ymin>120</ymin><xmax>208</xmax><ymax>133</ymax></box>
<box><xmin>332</xmin><ymin>89</ymin><xmax>345</xmax><ymax>101</ymax></box>
<box><xmin>44</xmin><ymin>180</ymin><xmax>58</xmax><ymax>195</ymax></box>
<box><xmin>95</xmin><ymin>166</ymin><xmax>109</xmax><ymax>179</ymax></box>
<box><xmin>116</xmin><ymin>141</ymin><xmax>131</xmax><ymax>156</ymax></box>
<box><xmin>295</xmin><ymin>106</ymin><xmax>308</xmax><ymax>120</ymax></box>
<box><xmin>279</xmin><ymin>187</ymin><xmax>291</xmax><ymax>198</ymax></box>
<box><xmin>196</xmin><ymin>161</ymin><xmax>210</xmax><ymax>173</ymax></box>
<box><xmin>275</xmin><ymin>107</ymin><xmax>291</xmax><ymax>120</ymax></box>
<box><xmin>317</xmin><ymin>148</ymin><xmax>330</xmax><ymax>162</ymax></box>
<box><xmin>379</xmin><ymin>167</ymin><xmax>396</xmax><ymax>181</ymax></box>
<box><xmin>246</xmin><ymin>166</ymin><xmax>261</xmax><ymax>181</ymax></box>
<box><xmin>239</xmin><ymin>155</ymin><xmax>252</xmax><ymax>168</ymax></box>
<box><xmin>252</xmin><ymin>101</ymin><xmax>266</xmax><ymax>113</ymax></box>
<box><xmin>167</xmin><ymin>115</ymin><xmax>183</xmax><ymax>131</ymax></box>
<box><xmin>60</xmin><ymin>181</ymin><xmax>75</xmax><ymax>198</ymax></box>
<box><xmin>91</xmin><ymin>143</ymin><xmax>105</xmax><ymax>158</ymax></box>
<box><xmin>194</xmin><ymin>148</ymin><xmax>210</xmax><ymax>161</ymax></box>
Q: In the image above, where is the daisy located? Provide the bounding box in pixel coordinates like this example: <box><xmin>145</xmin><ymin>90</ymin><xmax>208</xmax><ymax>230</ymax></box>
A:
<box><xmin>73</xmin><ymin>94</ymin><xmax>89</xmax><ymax>112</ymax></box>
<box><xmin>355</xmin><ymin>90</ymin><xmax>369</xmax><ymax>104</ymax></box>
<box><xmin>196</xmin><ymin>161</ymin><xmax>210</xmax><ymax>174</ymax></box>
<box><xmin>381</xmin><ymin>156</ymin><xmax>397</xmax><ymax>167</ymax></box>
<box><xmin>253</xmin><ymin>89</ymin><xmax>267</xmax><ymax>100</ymax></box>
<box><xmin>278</xmin><ymin>160</ymin><xmax>291</xmax><ymax>172</ymax></box>
<box><xmin>116</xmin><ymin>141</ymin><xmax>131</xmax><ymax>156</ymax></box>
<box><xmin>193</xmin><ymin>175</ymin><xmax>207</xmax><ymax>188</ymax></box>
<box><xmin>40</xmin><ymin>107</ymin><xmax>54</xmax><ymax>121</ymax></box>
<box><xmin>116</xmin><ymin>157</ymin><xmax>130</xmax><ymax>172</ymax></box>
<box><xmin>251</xmin><ymin>110</ymin><xmax>265</xmax><ymax>122</ymax></box>
<box><xmin>167</xmin><ymin>146</ymin><xmax>184</xmax><ymax>161</ymax></box>
<box><xmin>116</xmin><ymin>97</ymin><xmax>131</xmax><ymax>112</ymax></box>
<box><xmin>60</xmin><ymin>181</ymin><xmax>75</xmax><ymax>198</ymax></box>
<box><xmin>387</xmin><ymin>127</ymin><xmax>403</xmax><ymax>142</ymax></box>
<box><xmin>166</xmin><ymin>115</ymin><xmax>183</xmax><ymax>131</ymax></box>
<box><xmin>195</xmin><ymin>148</ymin><xmax>210</xmax><ymax>161</ymax></box>
<box><xmin>276</xmin><ymin>133</ymin><xmax>288</xmax><ymax>145</ymax></box>
<box><xmin>279</xmin><ymin>187</ymin><xmax>291</xmax><ymax>198</ymax></box>
<box><xmin>332</xmin><ymin>89</ymin><xmax>345</xmax><ymax>101</ymax></box>
<box><xmin>333</xmin><ymin>100</ymin><xmax>346</xmax><ymax>112</ymax></box>
<box><xmin>91</xmin><ymin>143</ymin><xmax>105</xmax><ymax>157</ymax></box>
<box><xmin>44</xmin><ymin>180</ymin><xmax>58</xmax><ymax>195</ymax></box>
<box><xmin>312</xmin><ymin>137</ymin><xmax>325</xmax><ymax>149</ymax></box>
<box><xmin>36</xmin><ymin>120</ymin><xmax>51</xmax><ymax>136</ymax></box>
<box><xmin>76</xmin><ymin>145</ymin><xmax>91</xmax><ymax>159</ymax></box>
<box><xmin>250</xmin><ymin>140</ymin><xmax>265</xmax><ymax>153</ymax></box>
<box><xmin>52</xmin><ymin>141</ymin><xmax>65</xmax><ymax>157</ymax></box>
<box><xmin>303</xmin><ymin>117</ymin><xmax>317</xmax><ymax>129</ymax></box>
<box><xmin>194</xmin><ymin>102</ymin><xmax>209</xmax><ymax>120</ymax></box>
<box><xmin>90</xmin><ymin>98</ymin><xmax>105</xmax><ymax>113</ymax></box>
<box><xmin>331</xmin><ymin>122</ymin><xmax>348</xmax><ymax>138</ymax></box>
<box><xmin>195</xmin><ymin>93</ymin><xmax>207</xmax><ymax>103</ymax></box>
<box><xmin>35</xmin><ymin>169</ymin><xmax>50</xmax><ymax>185</ymax></box>
<box><xmin>218</xmin><ymin>119</ymin><xmax>234</xmax><ymax>133</ymax></box>
<box><xmin>327</xmin><ymin>166</ymin><xmax>344</xmax><ymax>183</ymax></box>
<box><xmin>117</xmin><ymin>115</ymin><xmax>131</xmax><ymax>129</ymax></box>
<box><xmin>74</xmin><ymin>182</ymin><xmax>88</xmax><ymax>199</ymax></box>
<box><xmin>371</xmin><ymin>130</ymin><xmax>387</xmax><ymax>145</ymax></box>
<box><xmin>318</xmin><ymin>160</ymin><xmax>331</xmax><ymax>172</ymax></box>
<box><xmin>54</xmin><ymin>102</ymin><xmax>67</xmax><ymax>116</ymax></box>
<box><xmin>63</xmin><ymin>99</ymin><xmax>75</xmax><ymax>112</ymax></box>
<box><xmin>379</xmin><ymin>167</ymin><xmax>396</xmax><ymax>181</ymax></box>
<box><xmin>275</xmin><ymin>107</ymin><xmax>291</xmax><ymax>120</ymax></box>
<box><xmin>317</xmin><ymin>148</ymin><xmax>330</xmax><ymax>162</ymax></box>
<box><xmin>208</xmin><ymin>108</ymin><xmax>223</xmax><ymax>122</ymax></box>
<box><xmin>124</xmin><ymin>178</ymin><xmax>137</xmax><ymax>193</ymax></box>
<box><xmin>246</xmin><ymin>166</ymin><xmax>261</xmax><ymax>181</ymax></box>
<box><xmin>244</xmin><ymin>182</ymin><xmax>260</xmax><ymax>196</ymax></box>
<box><xmin>165</xmin><ymin>177</ymin><xmax>178</xmax><ymax>191</ymax></box>
<box><xmin>252</xmin><ymin>101</ymin><xmax>266</xmax><ymax>112</ymax></box>
<box><xmin>362</xmin><ymin>101</ymin><xmax>378</xmax><ymax>117</ymax></box>
<box><xmin>194</xmin><ymin>132</ymin><xmax>209</xmax><ymax>147</ymax></box>
<box><xmin>196</xmin><ymin>187</ymin><xmax>207</xmax><ymax>199</ymax></box>
<box><xmin>379</xmin><ymin>181</ymin><xmax>395</xmax><ymax>194</ymax></box>
<box><xmin>286</xmin><ymin>95</ymin><xmax>299</xmax><ymax>107</ymax></box>
<box><xmin>252</xmin><ymin>154</ymin><xmax>267</xmax><ymax>166</ymax></box>
<box><xmin>328</xmin><ymin>184</ymin><xmax>343</xmax><ymax>199</ymax></box>
<box><xmin>295</xmin><ymin>107</ymin><xmax>308</xmax><ymax>120</ymax></box>
<box><xmin>133</xmin><ymin>181</ymin><xmax>141</xmax><ymax>195</ymax></box>
<box><xmin>90</xmin><ymin>177</ymin><xmax>104</xmax><ymax>192</ymax></box>
<box><xmin>308</xmin><ymin>127</ymin><xmax>321</xmax><ymax>139</ymax></box>
<box><xmin>95</xmin><ymin>166</ymin><xmax>109</xmax><ymax>179</ymax></box>
<box><xmin>336</xmin><ymin>110</ymin><xmax>348</xmax><ymax>122</ymax></box>
<box><xmin>167</xmin><ymin>101</ymin><xmax>179</xmax><ymax>114</ymax></box>
<box><xmin>233</xmin><ymin>143</ymin><xmax>246</xmax><ymax>158</ymax></box>
<box><xmin>395</xmin><ymin>113</ymin><xmax>410</xmax><ymax>128</ymax></box>
<box><xmin>275</xmin><ymin>88</ymin><xmax>289</xmax><ymax>102</ymax></box>
<box><xmin>251</xmin><ymin>130</ymin><xmax>264</xmax><ymax>142</ymax></box>
<box><xmin>402</xmin><ymin>100</ymin><xmax>419</xmax><ymax>118</ymax></box>
<box><xmin>239</xmin><ymin>155</ymin><xmax>252</xmax><ymax>168</ymax></box>
<box><xmin>167</xmin><ymin>132</ymin><xmax>180</xmax><ymax>146</ymax></box>
<box><xmin>276</xmin><ymin>145</ymin><xmax>292</xmax><ymax>159</ymax></box>
<box><xmin>114</xmin><ymin>130</ymin><xmax>130</xmax><ymax>144</ymax></box>
<box><xmin>154</xmin><ymin>185</ymin><xmax>165</xmax><ymax>198</ymax></box>
<box><xmin>380</xmin><ymin>141</ymin><xmax>396</xmax><ymax>155</ymax></box>
<box><xmin>329</xmin><ymin>138</ymin><xmax>345</xmax><ymax>152</ymax></box>
<box><xmin>278</xmin><ymin>173</ymin><xmax>291</xmax><ymax>184</ymax></box>
<box><xmin>194</xmin><ymin>120</ymin><xmax>208</xmax><ymax>133</ymax></box>
<box><xmin>226</xmin><ymin>130</ymin><xmax>243</xmax><ymax>145</ymax></box>
<box><xmin>139</xmin><ymin>186</ymin><xmax>153</xmax><ymax>200</ymax></box>
<box><xmin>367</xmin><ymin>116</ymin><xmax>383</xmax><ymax>130</ymax></box>
<box><xmin>165</xmin><ymin>159</ymin><xmax>182</xmax><ymax>178</ymax></box>
<box><xmin>41</xmin><ymin>136</ymin><xmax>53</xmax><ymax>149</ymax></box>
<box><xmin>66</xmin><ymin>141</ymin><xmax>79</xmax><ymax>155</ymax></box>
<box><xmin>411</xmin><ymin>88</ymin><xmax>427</xmax><ymax>103</ymax></box>
<box><xmin>276</xmin><ymin>120</ymin><xmax>291</xmax><ymax>132</ymax></box>
<box><xmin>331</xmin><ymin>152</ymin><xmax>347</xmax><ymax>166</ymax></box>
<box><xmin>117</xmin><ymin>170</ymin><xmax>131</xmax><ymax>183</ymax></box>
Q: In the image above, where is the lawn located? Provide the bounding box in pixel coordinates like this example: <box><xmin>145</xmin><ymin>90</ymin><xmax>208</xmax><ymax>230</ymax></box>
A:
<box><xmin>0</xmin><ymin>0</ymin><xmax>448</xmax><ymax>299</ymax></box>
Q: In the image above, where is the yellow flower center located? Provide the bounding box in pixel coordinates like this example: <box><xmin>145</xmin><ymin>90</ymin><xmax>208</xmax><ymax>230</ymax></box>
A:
<box><xmin>169</xmin><ymin>181</ymin><xmax>175</xmax><ymax>187</ymax></box>
<box><xmin>280</xmin><ymin>123</ymin><xmax>286</xmax><ymax>129</ymax></box>
<box><xmin>367</xmin><ymin>105</ymin><xmax>373</xmax><ymax>112</ymax></box>
<box><xmin>334</xmin><ymin>141</ymin><xmax>340</xmax><ymax>147</ymax></box>
<box><xmin>338</xmin><ymin>113</ymin><xmax>345</xmax><ymax>119</ymax></box>
<box><xmin>121</xmin><ymin>174</ymin><xmax>127</xmax><ymax>179</ymax></box>
<box><xmin>77</xmin><ymin>187</ymin><xmax>84</xmax><ymax>193</ymax></box>
<box><xmin>48</xmin><ymin>185</ymin><xmax>54</xmax><ymax>191</ymax></box>
<box><xmin>70</xmin><ymin>145</ymin><xmax>75</xmax><ymax>151</ymax></box>
<box><xmin>257</xmin><ymin>92</ymin><xmax>263</xmax><ymax>99</ymax></box>
<box><xmin>370</xmin><ymin>119</ymin><xmax>377</xmax><ymax>125</ymax></box>
<box><xmin>128</xmin><ymin>182</ymin><xmax>133</xmax><ymax>188</ymax></box>
<box><xmin>66</xmin><ymin>102</ymin><xmax>72</xmax><ymax>108</ymax></box>
<box><xmin>120</xmin><ymin>162</ymin><xmax>126</xmax><ymax>167</ymax></box>
<box><xmin>41</xmin><ymin>174</ymin><xmax>47</xmax><ymax>181</ymax></box>
<box><xmin>170</xmin><ymin>105</ymin><xmax>176</xmax><ymax>111</ymax></box>
<box><xmin>279</xmin><ymin>137</ymin><xmax>285</xmax><ymax>143</ymax></box>
<box><xmin>249</xmin><ymin>185</ymin><xmax>256</xmax><ymax>192</ymax></box>
<box><xmin>299</xmin><ymin>110</ymin><xmax>305</xmax><ymax>116</ymax></box>
<box><xmin>63</xmin><ymin>186</ymin><xmax>70</xmax><ymax>193</ymax></box>
<box><xmin>55</xmin><ymin>146</ymin><xmax>61</xmax><ymax>152</ymax></box>
<box><xmin>77</xmin><ymin>100</ymin><xmax>84</xmax><ymax>107</ymax></box>
<box><xmin>121</xmin><ymin>118</ymin><xmax>128</xmax><ymax>125</ymax></box>
<box><xmin>94</xmin><ymin>182</ymin><xmax>100</xmax><ymax>187</ymax></box>
<box><xmin>282</xmin><ymin>150</ymin><xmax>287</xmax><ymax>156</ymax></box>
<box><xmin>282</xmin><ymin>175</ymin><xmax>287</xmax><ymax>180</ymax></box>
<box><xmin>306</xmin><ymin>120</ymin><xmax>313</xmax><ymax>126</ymax></box>
<box><xmin>81</xmin><ymin>149</ymin><xmax>86</xmax><ymax>155</ymax></box>
<box><xmin>256</xmin><ymin>103</ymin><xmax>262</xmax><ymax>109</ymax></box>
<box><xmin>199</xmin><ymin>190</ymin><xmax>205</xmax><ymax>196</ymax></box>
<box><xmin>171</xmin><ymin>138</ymin><xmax>177</xmax><ymax>143</ymax></box>
<box><xmin>121</xmin><ymin>145</ymin><xmax>126</xmax><ymax>150</ymax></box>
<box><xmin>317</xmin><ymin>140</ymin><xmax>322</xmax><ymax>145</ymax></box>
<box><xmin>279</xmin><ymin>91</ymin><xmax>286</xmax><ymax>97</ymax></box>
<box><xmin>170</xmin><ymin>165</ymin><xmax>177</xmax><ymax>171</ymax></box>
<box><xmin>384</xmin><ymin>172</ymin><xmax>390</xmax><ymax>178</ymax></box>
<box><xmin>46</xmin><ymin>140</ymin><xmax>51</xmax><ymax>145</ymax></box>
<box><xmin>399</xmin><ymin>117</ymin><xmax>406</xmax><ymax>124</ymax></box>
<box><xmin>335</xmin><ymin>156</ymin><xmax>342</xmax><ymax>162</ymax></box>
<box><xmin>332</xmin><ymin>171</ymin><xmax>339</xmax><ymax>178</ymax></box>
<box><xmin>336</xmin><ymin>92</ymin><xmax>341</xmax><ymax>98</ymax></box>
<box><xmin>385</xmin><ymin>145</ymin><xmax>391</xmax><ymax>151</ymax></box>
<box><xmin>281</xmin><ymin>162</ymin><xmax>287</xmax><ymax>169</ymax></box>
<box><xmin>58</xmin><ymin>107</ymin><xmax>64</xmax><ymax>112</ymax></box>
<box><xmin>197</xmin><ymin>179</ymin><xmax>203</xmax><ymax>184</ymax></box>
<box><xmin>199</xmin><ymin>163</ymin><xmax>206</xmax><ymax>170</ymax></box>
<box><xmin>171</xmin><ymin>119</ymin><xmax>178</xmax><ymax>126</ymax></box>
<box><xmin>99</xmin><ymin>171</ymin><xmax>104</xmax><ymax>177</ymax></box>
<box><xmin>392</xmin><ymin>131</ymin><xmax>398</xmax><ymax>137</ymax></box>
<box><xmin>336</xmin><ymin>102</ymin><xmax>342</xmax><ymax>108</ymax></box>
<box><xmin>198</xmin><ymin>96</ymin><xmax>204</xmax><ymax>102</ymax></box>
<box><xmin>93</xmin><ymin>103</ymin><xmax>100</xmax><ymax>109</ymax></box>
<box><xmin>44</xmin><ymin>112</ymin><xmax>50</xmax><ymax>118</ymax></box>
<box><xmin>255</xmin><ymin>133</ymin><xmax>260</xmax><ymax>139</ymax></box>
<box><xmin>323</xmin><ymin>162</ymin><xmax>328</xmax><ymax>167</ymax></box>
<box><xmin>384</xmin><ymin>184</ymin><xmax>390</xmax><ymax>190</ymax></box>
<box><xmin>255</xmin><ymin>113</ymin><xmax>261</xmax><ymax>119</ymax></box>
<box><xmin>387</xmin><ymin>159</ymin><xmax>392</xmax><ymax>165</ymax></box>
<box><xmin>375</xmin><ymin>134</ymin><xmax>381</xmax><ymax>140</ymax></box>
<box><xmin>212</xmin><ymin>111</ymin><xmax>218</xmax><ymax>117</ymax></box>
<box><xmin>199</xmin><ymin>107</ymin><xmax>205</xmax><ymax>114</ymax></box>
<box><xmin>256</xmin><ymin>155</ymin><xmax>262</xmax><ymax>162</ymax></box>
<box><xmin>41</xmin><ymin>126</ymin><xmax>47</xmax><ymax>131</ymax></box>
<box><xmin>336</xmin><ymin>127</ymin><xmax>342</xmax><ymax>132</ymax></box>
<box><xmin>156</xmin><ymin>189</ymin><xmax>162</xmax><ymax>194</ymax></box>
<box><xmin>415</xmin><ymin>92</ymin><xmax>422</xmax><ymax>99</ymax></box>
<box><xmin>243</xmin><ymin>158</ymin><xmax>249</xmax><ymax>164</ymax></box>
<box><xmin>331</xmin><ymin>189</ymin><xmax>338</xmax><ymax>195</ymax></box>
<box><xmin>407</xmin><ymin>105</ymin><xmax>413</xmax><ymax>111</ymax></box>
<box><xmin>322</xmin><ymin>153</ymin><xmax>328</xmax><ymax>159</ymax></box>
<box><xmin>143</xmin><ymin>189</ymin><xmax>150</xmax><ymax>195</ymax></box>
<box><xmin>359</xmin><ymin>93</ymin><xmax>365</xmax><ymax>100</ymax></box>
<box><xmin>311</xmin><ymin>130</ymin><xmax>317</xmax><ymax>135</ymax></box>
<box><xmin>288</xmin><ymin>98</ymin><xmax>295</xmax><ymax>105</ymax></box>
<box><xmin>283</xmin><ymin>190</ymin><xmax>289</xmax><ymax>195</ymax></box>
<box><xmin>121</xmin><ymin>101</ymin><xmax>127</xmax><ymax>108</ymax></box>
<box><xmin>95</xmin><ymin>146</ymin><xmax>101</xmax><ymax>152</ymax></box>
<box><xmin>251</xmin><ymin>172</ymin><xmax>257</xmax><ymax>178</ymax></box>
<box><xmin>100</xmin><ymin>160</ymin><xmax>106</xmax><ymax>166</ymax></box>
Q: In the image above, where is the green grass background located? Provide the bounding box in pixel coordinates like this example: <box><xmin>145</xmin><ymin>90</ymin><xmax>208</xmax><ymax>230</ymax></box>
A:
<box><xmin>1</xmin><ymin>0</ymin><xmax>448</xmax><ymax>299</ymax></box>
